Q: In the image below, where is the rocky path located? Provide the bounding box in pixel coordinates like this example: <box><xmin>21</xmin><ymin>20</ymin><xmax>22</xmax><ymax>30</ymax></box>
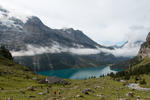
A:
<box><xmin>127</xmin><ymin>83</ymin><xmax>150</xmax><ymax>91</ymax></box>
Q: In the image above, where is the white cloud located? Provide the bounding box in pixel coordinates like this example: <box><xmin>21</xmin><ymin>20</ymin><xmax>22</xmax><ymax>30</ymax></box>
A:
<box><xmin>69</xmin><ymin>48</ymin><xmax>101</xmax><ymax>55</ymax></box>
<box><xmin>1</xmin><ymin>0</ymin><xmax>150</xmax><ymax>45</ymax></box>
<box><xmin>11</xmin><ymin>44</ymin><xmax>101</xmax><ymax>56</ymax></box>
<box><xmin>101</xmin><ymin>43</ymin><xmax>142</xmax><ymax>57</ymax></box>
<box><xmin>11</xmin><ymin>40</ymin><xmax>142</xmax><ymax>57</ymax></box>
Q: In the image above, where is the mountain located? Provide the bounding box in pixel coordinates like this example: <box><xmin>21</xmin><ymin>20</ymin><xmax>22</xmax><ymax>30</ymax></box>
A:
<box><xmin>110</xmin><ymin>40</ymin><xmax>143</xmax><ymax>50</ymax></box>
<box><xmin>14</xmin><ymin>52</ymin><xmax>128</xmax><ymax>71</ymax></box>
<box><xmin>0</xmin><ymin>6</ymin><xmax>102</xmax><ymax>51</ymax></box>
<box><xmin>108</xmin><ymin>41</ymin><xmax>129</xmax><ymax>49</ymax></box>
<box><xmin>0</xmin><ymin>6</ymin><xmax>130</xmax><ymax>71</ymax></box>
<box><xmin>111</xmin><ymin>32</ymin><xmax>150</xmax><ymax>79</ymax></box>
<box><xmin>138</xmin><ymin>32</ymin><xmax>150</xmax><ymax>59</ymax></box>
<box><xmin>110</xmin><ymin>40</ymin><xmax>143</xmax><ymax>70</ymax></box>
<box><xmin>128</xmin><ymin>32</ymin><xmax>150</xmax><ymax>68</ymax></box>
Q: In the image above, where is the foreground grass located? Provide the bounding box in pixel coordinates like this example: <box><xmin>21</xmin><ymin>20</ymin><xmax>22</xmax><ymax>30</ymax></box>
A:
<box><xmin>1</xmin><ymin>75</ymin><xmax>150</xmax><ymax>100</ymax></box>
<box><xmin>1</xmin><ymin>56</ymin><xmax>150</xmax><ymax>100</ymax></box>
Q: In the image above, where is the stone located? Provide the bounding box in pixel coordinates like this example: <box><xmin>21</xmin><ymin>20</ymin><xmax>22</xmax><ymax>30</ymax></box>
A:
<box><xmin>76</xmin><ymin>94</ymin><xmax>83</xmax><ymax>98</ymax></box>
<box><xmin>82</xmin><ymin>90</ymin><xmax>89</xmax><ymax>95</ymax></box>
<box><xmin>87</xmin><ymin>88</ymin><xmax>94</xmax><ymax>92</ymax></box>
<box><xmin>96</xmin><ymin>94</ymin><xmax>102</xmax><ymax>97</ymax></box>
<box><xmin>27</xmin><ymin>86</ymin><xmax>35</xmax><ymax>91</ymax></box>
<box><xmin>120</xmin><ymin>80</ymin><xmax>126</xmax><ymax>82</ymax></box>
<box><xmin>81</xmin><ymin>88</ymin><xmax>94</xmax><ymax>95</ymax></box>
<box><xmin>94</xmin><ymin>86</ymin><xmax>100</xmax><ymax>89</ymax></box>
<box><xmin>29</xmin><ymin>96</ymin><xmax>36</xmax><ymax>98</ymax></box>
<box><xmin>86</xmin><ymin>88</ymin><xmax>94</xmax><ymax>92</ymax></box>
<box><xmin>0</xmin><ymin>87</ymin><xmax>4</xmax><ymax>90</ymax></box>
<box><xmin>38</xmin><ymin>92</ymin><xmax>46</xmax><ymax>95</ymax></box>
<box><xmin>32</xmin><ymin>77</ymin><xmax>37</xmax><ymax>80</ymax></box>
<box><xmin>46</xmin><ymin>77</ymin><xmax>68</xmax><ymax>85</ymax></box>
<box><xmin>100</xmin><ymin>96</ymin><xmax>106</xmax><ymax>99</ymax></box>
<box><xmin>38</xmin><ymin>79</ymin><xmax>47</xmax><ymax>84</ymax></box>
<box><xmin>118</xmin><ymin>98</ymin><xmax>129</xmax><ymax>100</ymax></box>
<box><xmin>125</xmin><ymin>92</ymin><xmax>134</xmax><ymax>97</ymax></box>
<box><xmin>20</xmin><ymin>90</ymin><xmax>25</xmax><ymax>94</ymax></box>
<box><xmin>136</xmin><ymin>96</ymin><xmax>140</xmax><ymax>99</ymax></box>
<box><xmin>6</xmin><ymin>98</ymin><xmax>12</xmax><ymax>100</ymax></box>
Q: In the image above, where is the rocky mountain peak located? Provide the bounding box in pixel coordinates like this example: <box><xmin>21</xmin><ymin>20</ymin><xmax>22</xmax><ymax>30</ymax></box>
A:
<box><xmin>60</xmin><ymin>28</ymin><xmax>80</xmax><ymax>34</ymax></box>
<box><xmin>61</xmin><ymin>28</ymin><xmax>74</xmax><ymax>31</ymax></box>
<box><xmin>146</xmin><ymin>32</ymin><xmax>150</xmax><ymax>42</ymax></box>
<box><xmin>0</xmin><ymin>6</ymin><xmax>105</xmax><ymax>51</ymax></box>
<box><xmin>138</xmin><ymin>32</ymin><xmax>150</xmax><ymax>59</ymax></box>
<box><xmin>0</xmin><ymin>7</ymin><xmax>8</xmax><ymax>13</ymax></box>
<box><xmin>25</xmin><ymin>16</ymin><xmax>43</xmax><ymax>25</ymax></box>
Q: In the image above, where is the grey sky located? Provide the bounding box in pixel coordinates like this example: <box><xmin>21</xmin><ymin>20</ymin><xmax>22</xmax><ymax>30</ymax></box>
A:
<box><xmin>1</xmin><ymin>0</ymin><xmax>150</xmax><ymax>45</ymax></box>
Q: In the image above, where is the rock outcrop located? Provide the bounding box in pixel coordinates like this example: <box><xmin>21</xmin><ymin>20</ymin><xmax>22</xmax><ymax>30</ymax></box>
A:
<box><xmin>138</xmin><ymin>32</ymin><xmax>150</xmax><ymax>59</ymax></box>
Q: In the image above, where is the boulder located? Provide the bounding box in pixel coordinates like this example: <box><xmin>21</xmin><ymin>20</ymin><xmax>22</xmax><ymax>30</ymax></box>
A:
<box><xmin>32</xmin><ymin>77</ymin><xmax>37</xmax><ymax>80</ymax></box>
<box><xmin>75</xmin><ymin>94</ymin><xmax>83</xmax><ymax>98</ymax></box>
<box><xmin>96</xmin><ymin>94</ymin><xmax>102</xmax><ymax>97</ymax></box>
<box><xmin>38</xmin><ymin>92</ymin><xmax>46</xmax><ymax>95</ymax></box>
<box><xmin>6</xmin><ymin>98</ymin><xmax>12</xmax><ymax>100</ymax></box>
<box><xmin>29</xmin><ymin>96</ymin><xmax>36</xmax><ymax>98</ymax></box>
<box><xmin>81</xmin><ymin>88</ymin><xmax>94</xmax><ymax>95</ymax></box>
<box><xmin>136</xmin><ymin>96</ymin><xmax>140</xmax><ymax>99</ymax></box>
<box><xmin>125</xmin><ymin>92</ymin><xmax>134</xmax><ymax>97</ymax></box>
<box><xmin>94</xmin><ymin>86</ymin><xmax>100</xmax><ymax>89</ymax></box>
<box><xmin>46</xmin><ymin>76</ymin><xmax>68</xmax><ymax>85</ymax></box>
<box><xmin>38</xmin><ymin>79</ymin><xmax>47</xmax><ymax>84</ymax></box>
<box><xmin>27</xmin><ymin>86</ymin><xmax>35</xmax><ymax>91</ymax></box>
<box><xmin>118</xmin><ymin>98</ymin><xmax>129</xmax><ymax>100</ymax></box>
<box><xmin>82</xmin><ymin>89</ymin><xmax>89</xmax><ymax>95</ymax></box>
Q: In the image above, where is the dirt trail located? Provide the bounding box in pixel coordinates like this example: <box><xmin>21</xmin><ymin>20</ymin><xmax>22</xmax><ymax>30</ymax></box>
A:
<box><xmin>127</xmin><ymin>83</ymin><xmax>150</xmax><ymax>91</ymax></box>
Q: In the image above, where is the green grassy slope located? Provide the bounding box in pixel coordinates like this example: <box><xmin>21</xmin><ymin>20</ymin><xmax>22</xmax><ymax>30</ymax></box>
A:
<box><xmin>1</xmin><ymin>47</ymin><xmax>150</xmax><ymax>100</ymax></box>
<box><xmin>130</xmin><ymin>58</ymin><xmax>150</xmax><ymax>74</ymax></box>
<box><xmin>1</xmin><ymin>54</ymin><xmax>150</xmax><ymax>100</ymax></box>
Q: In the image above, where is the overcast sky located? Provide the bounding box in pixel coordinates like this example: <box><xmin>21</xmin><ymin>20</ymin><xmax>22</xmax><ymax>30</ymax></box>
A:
<box><xmin>1</xmin><ymin>0</ymin><xmax>150</xmax><ymax>46</ymax></box>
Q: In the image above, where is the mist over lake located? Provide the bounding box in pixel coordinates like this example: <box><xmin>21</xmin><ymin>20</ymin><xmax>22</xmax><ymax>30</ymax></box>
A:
<box><xmin>37</xmin><ymin>66</ymin><xmax>117</xmax><ymax>80</ymax></box>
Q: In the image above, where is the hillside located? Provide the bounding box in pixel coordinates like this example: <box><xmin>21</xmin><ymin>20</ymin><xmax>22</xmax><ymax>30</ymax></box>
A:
<box><xmin>14</xmin><ymin>52</ymin><xmax>127</xmax><ymax>71</ymax></box>
<box><xmin>1</xmin><ymin>46</ymin><xmax>150</xmax><ymax>100</ymax></box>
<box><xmin>0</xmin><ymin>46</ymin><xmax>46</xmax><ymax>99</ymax></box>
<box><xmin>110</xmin><ymin>32</ymin><xmax>150</xmax><ymax>80</ymax></box>
<box><xmin>128</xmin><ymin>32</ymin><xmax>150</xmax><ymax>75</ymax></box>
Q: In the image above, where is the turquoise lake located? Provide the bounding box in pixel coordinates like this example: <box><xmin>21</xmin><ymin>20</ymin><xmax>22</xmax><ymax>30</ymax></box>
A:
<box><xmin>37</xmin><ymin>66</ymin><xmax>117</xmax><ymax>80</ymax></box>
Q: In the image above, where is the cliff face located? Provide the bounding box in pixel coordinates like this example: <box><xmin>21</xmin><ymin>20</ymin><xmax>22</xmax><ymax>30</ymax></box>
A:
<box><xmin>138</xmin><ymin>32</ymin><xmax>150</xmax><ymax>60</ymax></box>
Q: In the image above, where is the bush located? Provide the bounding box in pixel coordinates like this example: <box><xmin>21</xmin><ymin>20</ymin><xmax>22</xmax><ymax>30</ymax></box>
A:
<box><xmin>0</xmin><ymin>45</ymin><xmax>13</xmax><ymax>60</ymax></box>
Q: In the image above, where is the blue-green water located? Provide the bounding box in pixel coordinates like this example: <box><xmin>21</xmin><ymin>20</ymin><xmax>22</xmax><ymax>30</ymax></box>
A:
<box><xmin>37</xmin><ymin>66</ymin><xmax>117</xmax><ymax>80</ymax></box>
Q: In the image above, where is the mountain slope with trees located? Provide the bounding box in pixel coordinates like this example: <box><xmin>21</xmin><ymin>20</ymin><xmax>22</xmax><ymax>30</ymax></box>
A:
<box><xmin>0</xmin><ymin>6</ymin><xmax>130</xmax><ymax>71</ymax></box>
<box><xmin>1</xmin><ymin>47</ymin><xmax>150</xmax><ymax>100</ymax></box>
<box><xmin>110</xmin><ymin>32</ymin><xmax>150</xmax><ymax>79</ymax></box>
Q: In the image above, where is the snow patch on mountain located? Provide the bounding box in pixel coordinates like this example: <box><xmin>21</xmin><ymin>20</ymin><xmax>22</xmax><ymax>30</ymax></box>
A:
<box><xmin>0</xmin><ymin>6</ymin><xmax>31</xmax><ymax>28</ymax></box>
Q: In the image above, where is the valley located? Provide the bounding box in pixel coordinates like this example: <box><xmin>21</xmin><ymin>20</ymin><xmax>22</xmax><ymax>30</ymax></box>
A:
<box><xmin>0</xmin><ymin>31</ymin><xmax>150</xmax><ymax>100</ymax></box>
<box><xmin>0</xmin><ymin>3</ymin><xmax>150</xmax><ymax>100</ymax></box>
